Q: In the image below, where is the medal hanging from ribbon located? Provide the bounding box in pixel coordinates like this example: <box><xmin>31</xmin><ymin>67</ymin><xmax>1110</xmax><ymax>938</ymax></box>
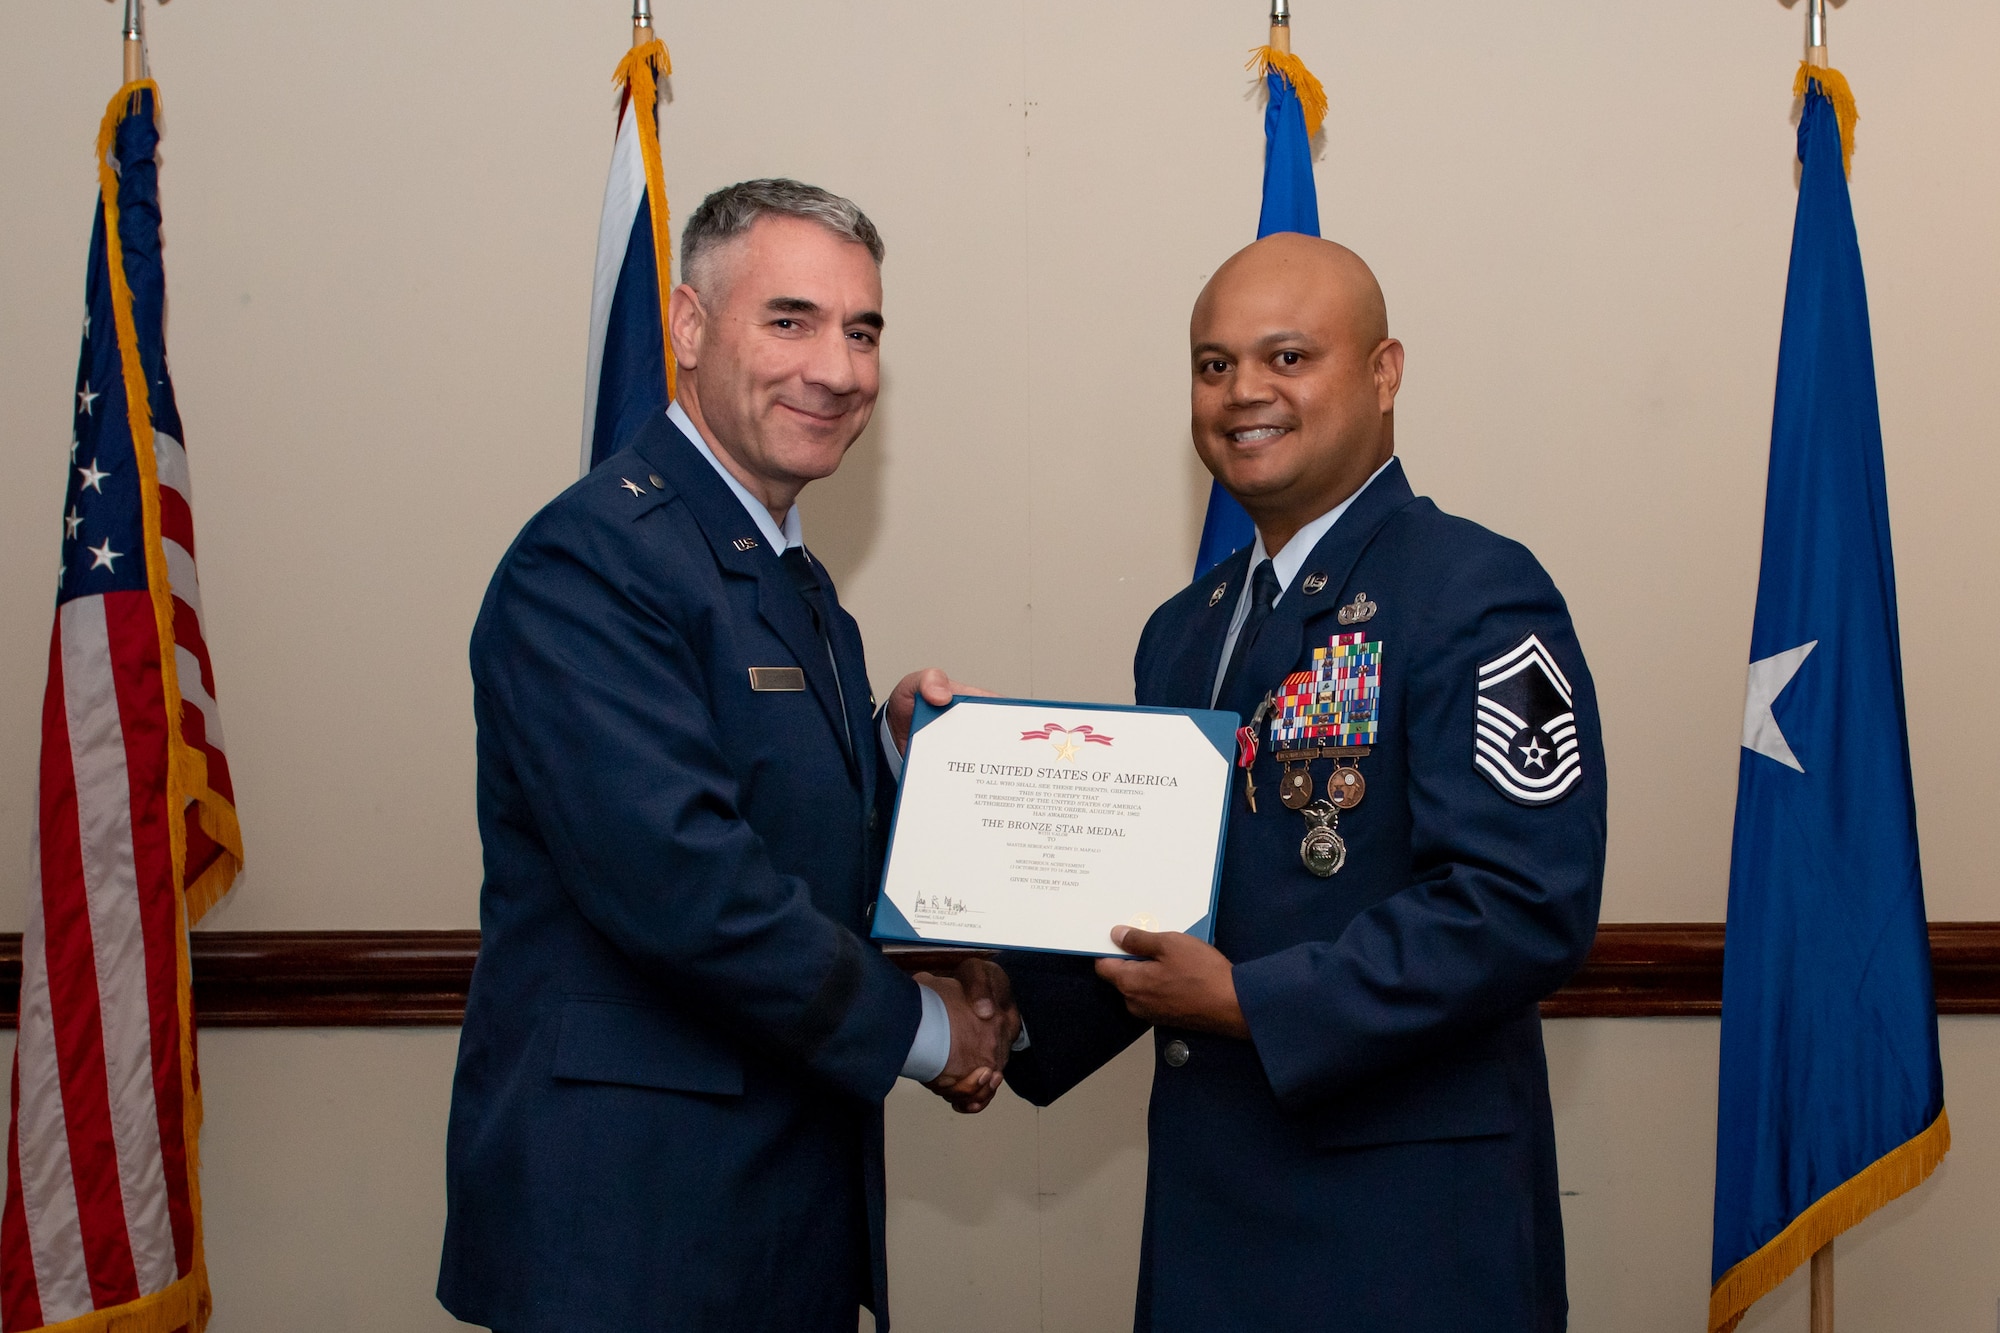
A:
<box><xmin>1263</xmin><ymin>633</ymin><xmax>1382</xmax><ymax>876</ymax></box>
<box><xmin>1236</xmin><ymin>693</ymin><xmax>1274</xmax><ymax>811</ymax></box>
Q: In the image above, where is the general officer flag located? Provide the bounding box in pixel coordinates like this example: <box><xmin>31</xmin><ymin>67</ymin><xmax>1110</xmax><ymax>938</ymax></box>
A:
<box><xmin>1194</xmin><ymin>46</ymin><xmax>1328</xmax><ymax>577</ymax></box>
<box><xmin>580</xmin><ymin>37</ymin><xmax>676</xmax><ymax>472</ymax></box>
<box><xmin>4</xmin><ymin>80</ymin><xmax>242</xmax><ymax>1333</ymax></box>
<box><xmin>1707</xmin><ymin>65</ymin><xmax>1947</xmax><ymax>1333</ymax></box>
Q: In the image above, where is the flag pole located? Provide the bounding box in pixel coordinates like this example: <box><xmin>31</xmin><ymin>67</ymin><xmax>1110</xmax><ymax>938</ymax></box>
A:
<box><xmin>1805</xmin><ymin>30</ymin><xmax>1832</xmax><ymax>1316</ymax></box>
<box><xmin>1810</xmin><ymin>1238</ymin><xmax>1834</xmax><ymax>1332</ymax></box>
<box><xmin>1269</xmin><ymin>0</ymin><xmax>1290</xmax><ymax>55</ymax></box>
<box><xmin>633</xmin><ymin>0</ymin><xmax>652</xmax><ymax>50</ymax></box>
<box><xmin>120</xmin><ymin>0</ymin><xmax>144</xmax><ymax>83</ymax></box>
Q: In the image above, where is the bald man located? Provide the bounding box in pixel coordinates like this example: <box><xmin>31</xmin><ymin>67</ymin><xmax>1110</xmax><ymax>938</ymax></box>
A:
<box><xmin>1001</xmin><ymin>235</ymin><xmax>1606</xmax><ymax>1332</ymax></box>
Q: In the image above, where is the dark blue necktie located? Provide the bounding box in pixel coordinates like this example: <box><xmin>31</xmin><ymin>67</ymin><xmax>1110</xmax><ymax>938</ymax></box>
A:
<box><xmin>1215</xmin><ymin>559</ymin><xmax>1280</xmax><ymax>715</ymax></box>
<box><xmin>780</xmin><ymin>546</ymin><xmax>853</xmax><ymax>757</ymax></box>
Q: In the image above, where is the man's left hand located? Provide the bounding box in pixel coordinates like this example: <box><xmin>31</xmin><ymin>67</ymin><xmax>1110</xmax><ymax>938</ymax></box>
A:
<box><xmin>1094</xmin><ymin>927</ymin><xmax>1250</xmax><ymax>1040</ymax></box>
<box><xmin>885</xmin><ymin>668</ymin><xmax>995</xmax><ymax>757</ymax></box>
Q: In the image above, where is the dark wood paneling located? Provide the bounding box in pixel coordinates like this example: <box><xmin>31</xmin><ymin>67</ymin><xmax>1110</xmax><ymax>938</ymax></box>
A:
<box><xmin>1539</xmin><ymin>923</ymin><xmax>1727</xmax><ymax>1018</ymax></box>
<box><xmin>0</xmin><ymin>925</ymin><xmax>1995</xmax><ymax>1027</ymax></box>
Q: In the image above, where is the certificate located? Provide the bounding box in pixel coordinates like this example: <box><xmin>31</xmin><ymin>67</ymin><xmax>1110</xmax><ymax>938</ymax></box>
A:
<box><xmin>871</xmin><ymin>696</ymin><xmax>1236</xmax><ymax>957</ymax></box>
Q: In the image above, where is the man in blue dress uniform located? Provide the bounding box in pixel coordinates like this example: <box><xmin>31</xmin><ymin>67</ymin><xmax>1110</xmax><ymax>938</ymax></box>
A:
<box><xmin>1003</xmin><ymin>234</ymin><xmax>1606</xmax><ymax>1331</ymax></box>
<box><xmin>437</xmin><ymin>180</ymin><xmax>1017</xmax><ymax>1333</ymax></box>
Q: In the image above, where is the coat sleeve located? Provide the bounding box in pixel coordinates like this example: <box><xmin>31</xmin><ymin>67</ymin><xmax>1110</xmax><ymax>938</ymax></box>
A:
<box><xmin>1231</xmin><ymin>541</ymin><xmax>1606</xmax><ymax>1111</ymax></box>
<box><xmin>1000</xmin><ymin>952</ymin><xmax>1150</xmax><ymax>1107</ymax></box>
<box><xmin>474</xmin><ymin>512</ymin><xmax>921</xmax><ymax>1104</ymax></box>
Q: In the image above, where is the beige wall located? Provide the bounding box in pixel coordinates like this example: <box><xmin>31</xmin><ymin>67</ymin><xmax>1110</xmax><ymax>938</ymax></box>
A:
<box><xmin>2</xmin><ymin>0</ymin><xmax>1996</xmax><ymax>1328</ymax></box>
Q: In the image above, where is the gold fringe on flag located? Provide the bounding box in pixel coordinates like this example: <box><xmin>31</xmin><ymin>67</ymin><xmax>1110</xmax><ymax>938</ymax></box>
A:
<box><xmin>86</xmin><ymin>77</ymin><xmax>231</xmax><ymax>1333</ymax></box>
<box><xmin>25</xmin><ymin>1273</ymin><xmax>208</xmax><ymax>1333</ymax></box>
<box><xmin>1794</xmin><ymin>60</ymin><xmax>1859</xmax><ymax>177</ymax></box>
<box><xmin>1708</xmin><ymin>1107</ymin><xmax>1950</xmax><ymax>1332</ymax></box>
<box><xmin>614</xmin><ymin>38</ymin><xmax>677</xmax><ymax>400</ymax></box>
<box><xmin>1247</xmin><ymin>45</ymin><xmax>1328</xmax><ymax>138</ymax></box>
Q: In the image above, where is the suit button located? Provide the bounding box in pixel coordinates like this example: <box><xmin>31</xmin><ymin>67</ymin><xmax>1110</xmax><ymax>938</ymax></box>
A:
<box><xmin>1163</xmin><ymin>1039</ymin><xmax>1190</xmax><ymax>1068</ymax></box>
<box><xmin>868</xmin><ymin>809</ymin><xmax>880</xmax><ymax>833</ymax></box>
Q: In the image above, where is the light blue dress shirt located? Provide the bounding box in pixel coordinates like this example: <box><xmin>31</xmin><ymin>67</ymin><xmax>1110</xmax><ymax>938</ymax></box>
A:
<box><xmin>1210</xmin><ymin>456</ymin><xmax>1397</xmax><ymax>707</ymax></box>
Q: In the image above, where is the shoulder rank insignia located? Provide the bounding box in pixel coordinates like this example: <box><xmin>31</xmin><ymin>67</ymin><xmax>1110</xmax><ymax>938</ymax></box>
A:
<box><xmin>1474</xmin><ymin>634</ymin><xmax>1582</xmax><ymax>805</ymax></box>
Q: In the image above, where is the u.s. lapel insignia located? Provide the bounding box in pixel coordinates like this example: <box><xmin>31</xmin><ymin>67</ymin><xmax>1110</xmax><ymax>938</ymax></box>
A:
<box><xmin>1208</xmin><ymin>582</ymin><xmax>1228</xmax><ymax>607</ymax></box>
<box><xmin>732</xmin><ymin>537</ymin><xmax>758</xmax><ymax>552</ymax></box>
<box><xmin>1337</xmin><ymin>592</ymin><xmax>1376</xmax><ymax>625</ymax></box>
<box><xmin>1474</xmin><ymin>633</ymin><xmax>1583</xmax><ymax>805</ymax></box>
<box><xmin>1301</xmin><ymin>572</ymin><xmax>1329</xmax><ymax>597</ymax></box>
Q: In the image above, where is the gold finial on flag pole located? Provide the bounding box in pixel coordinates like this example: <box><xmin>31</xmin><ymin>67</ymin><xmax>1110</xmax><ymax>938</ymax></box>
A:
<box><xmin>1807</xmin><ymin>0</ymin><xmax>1828</xmax><ymax>67</ymax></box>
<box><xmin>1269</xmin><ymin>0</ymin><xmax>1291</xmax><ymax>55</ymax></box>
<box><xmin>633</xmin><ymin>0</ymin><xmax>653</xmax><ymax>50</ymax></box>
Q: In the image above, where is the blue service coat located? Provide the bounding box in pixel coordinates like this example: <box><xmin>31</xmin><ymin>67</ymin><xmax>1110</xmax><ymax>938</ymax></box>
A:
<box><xmin>1004</xmin><ymin>459</ymin><xmax>1606</xmax><ymax>1332</ymax></box>
<box><xmin>438</xmin><ymin>413</ymin><xmax>920</xmax><ymax>1333</ymax></box>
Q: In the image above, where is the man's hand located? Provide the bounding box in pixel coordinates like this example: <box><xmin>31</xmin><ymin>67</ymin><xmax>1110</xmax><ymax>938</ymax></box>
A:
<box><xmin>1094</xmin><ymin>926</ymin><xmax>1250</xmax><ymax>1040</ymax></box>
<box><xmin>914</xmin><ymin>958</ymin><xmax>1020</xmax><ymax>1114</ymax></box>
<box><xmin>885</xmin><ymin>668</ymin><xmax>996</xmax><ymax>758</ymax></box>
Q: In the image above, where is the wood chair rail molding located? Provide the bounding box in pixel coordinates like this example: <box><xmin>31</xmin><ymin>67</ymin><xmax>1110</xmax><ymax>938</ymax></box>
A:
<box><xmin>0</xmin><ymin>925</ymin><xmax>1996</xmax><ymax>1027</ymax></box>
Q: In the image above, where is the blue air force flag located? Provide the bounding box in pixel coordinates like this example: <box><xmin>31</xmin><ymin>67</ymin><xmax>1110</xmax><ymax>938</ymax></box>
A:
<box><xmin>1706</xmin><ymin>69</ymin><xmax>1947</xmax><ymax>1333</ymax></box>
<box><xmin>1193</xmin><ymin>48</ymin><xmax>1327</xmax><ymax>578</ymax></box>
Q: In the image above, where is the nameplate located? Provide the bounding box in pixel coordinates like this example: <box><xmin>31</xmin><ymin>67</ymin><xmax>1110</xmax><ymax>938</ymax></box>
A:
<box><xmin>749</xmin><ymin>667</ymin><xmax>806</xmax><ymax>692</ymax></box>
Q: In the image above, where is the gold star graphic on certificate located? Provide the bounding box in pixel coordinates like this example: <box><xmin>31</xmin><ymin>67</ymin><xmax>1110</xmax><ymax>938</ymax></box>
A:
<box><xmin>1052</xmin><ymin>734</ymin><xmax>1080</xmax><ymax>762</ymax></box>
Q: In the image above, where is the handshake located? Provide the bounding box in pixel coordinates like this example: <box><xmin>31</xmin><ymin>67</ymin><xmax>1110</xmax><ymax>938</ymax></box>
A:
<box><xmin>905</xmin><ymin>926</ymin><xmax>1252</xmax><ymax>1115</ymax></box>
<box><xmin>910</xmin><ymin>958</ymin><xmax>1020</xmax><ymax>1115</ymax></box>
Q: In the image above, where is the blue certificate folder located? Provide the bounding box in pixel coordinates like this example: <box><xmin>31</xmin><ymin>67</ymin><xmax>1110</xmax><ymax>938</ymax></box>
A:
<box><xmin>869</xmin><ymin>695</ymin><xmax>1238</xmax><ymax>957</ymax></box>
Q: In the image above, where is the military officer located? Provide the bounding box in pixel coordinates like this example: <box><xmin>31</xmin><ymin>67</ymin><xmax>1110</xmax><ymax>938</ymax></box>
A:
<box><xmin>1002</xmin><ymin>233</ymin><xmax>1606</xmax><ymax>1332</ymax></box>
<box><xmin>438</xmin><ymin>179</ymin><xmax>1017</xmax><ymax>1333</ymax></box>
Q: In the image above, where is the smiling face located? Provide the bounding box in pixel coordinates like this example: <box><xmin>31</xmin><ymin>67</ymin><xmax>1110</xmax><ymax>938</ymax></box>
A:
<box><xmin>668</xmin><ymin>214</ymin><xmax>884</xmax><ymax>516</ymax></box>
<box><xmin>1189</xmin><ymin>234</ymin><xmax>1403</xmax><ymax>552</ymax></box>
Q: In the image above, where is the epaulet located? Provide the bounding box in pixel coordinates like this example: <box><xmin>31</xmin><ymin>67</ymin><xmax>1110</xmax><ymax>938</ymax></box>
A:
<box><xmin>578</xmin><ymin>450</ymin><xmax>678</xmax><ymax>522</ymax></box>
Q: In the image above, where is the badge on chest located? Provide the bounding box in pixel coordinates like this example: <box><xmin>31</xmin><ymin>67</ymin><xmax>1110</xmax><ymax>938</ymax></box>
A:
<box><xmin>1235</xmin><ymin>631</ymin><xmax>1382</xmax><ymax>877</ymax></box>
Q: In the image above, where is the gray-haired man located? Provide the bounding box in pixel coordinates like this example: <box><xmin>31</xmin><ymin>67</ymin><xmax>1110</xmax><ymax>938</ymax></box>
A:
<box><xmin>438</xmin><ymin>179</ymin><xmax>1017</xmax><ymax>1333</ymax></box>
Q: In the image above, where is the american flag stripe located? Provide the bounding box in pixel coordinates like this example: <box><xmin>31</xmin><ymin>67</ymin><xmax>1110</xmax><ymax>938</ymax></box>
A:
<box><xmin>34</xmin><ymin>622</ymin><xmax>138</xmax><ymax>1316</ymax></box>
<box><xmin>15</xmin><ymin>834</ymin><xmax>88</xmax><ymax>1323</ymax></box>
<box><xmin>65</xmin><ymin>596</ymin><xmax>178</xmax><ymax>1300</ymax></box>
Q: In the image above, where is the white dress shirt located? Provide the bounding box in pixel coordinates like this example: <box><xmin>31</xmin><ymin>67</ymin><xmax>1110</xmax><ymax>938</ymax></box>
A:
<box><xmin>667</xmin><ymin>402</ymin><xmax>952</xmax><ymax>1083</ymax></box>
<box><xmin>1210</xmin><ymin>456</ymin><xmax>1397</xmax><ymax>706</ymax></box>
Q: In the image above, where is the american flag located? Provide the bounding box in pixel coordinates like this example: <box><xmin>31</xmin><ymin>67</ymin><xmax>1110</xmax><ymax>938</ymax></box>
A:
<box><xmin>3</xmin><ymin>82</ymin><xmax>240</xmax><ymax>1333</ymax></box>
<box><xmin>579</xmin><ymin>34</ymin><xmax>676</xmax><ymax>473</ymax></box>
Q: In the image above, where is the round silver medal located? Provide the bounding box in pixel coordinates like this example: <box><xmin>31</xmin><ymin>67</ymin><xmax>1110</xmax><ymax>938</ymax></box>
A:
<box><xmin>1299</xmin><ymin>802</ymin><xmax>1346</xmax><ymax>878</ymax></box>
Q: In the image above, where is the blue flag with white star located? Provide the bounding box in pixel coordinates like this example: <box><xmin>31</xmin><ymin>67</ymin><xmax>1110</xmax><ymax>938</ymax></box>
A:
<box><xmin>1707</xmin><ymin>71</ymin><xmax>1947</xmax><ymax>1333</ymax></box>
<box><xmin>1193</xmin><ymin>49</ymin><xmax>1324</xmax><ymax>578</ymax></box>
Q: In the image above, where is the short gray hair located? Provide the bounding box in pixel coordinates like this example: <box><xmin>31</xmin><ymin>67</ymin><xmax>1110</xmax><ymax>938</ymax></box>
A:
<box><xmin>680</xmin><ymin>178</ymin><xmax>884</xmax><ymax>294</ymax></box>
